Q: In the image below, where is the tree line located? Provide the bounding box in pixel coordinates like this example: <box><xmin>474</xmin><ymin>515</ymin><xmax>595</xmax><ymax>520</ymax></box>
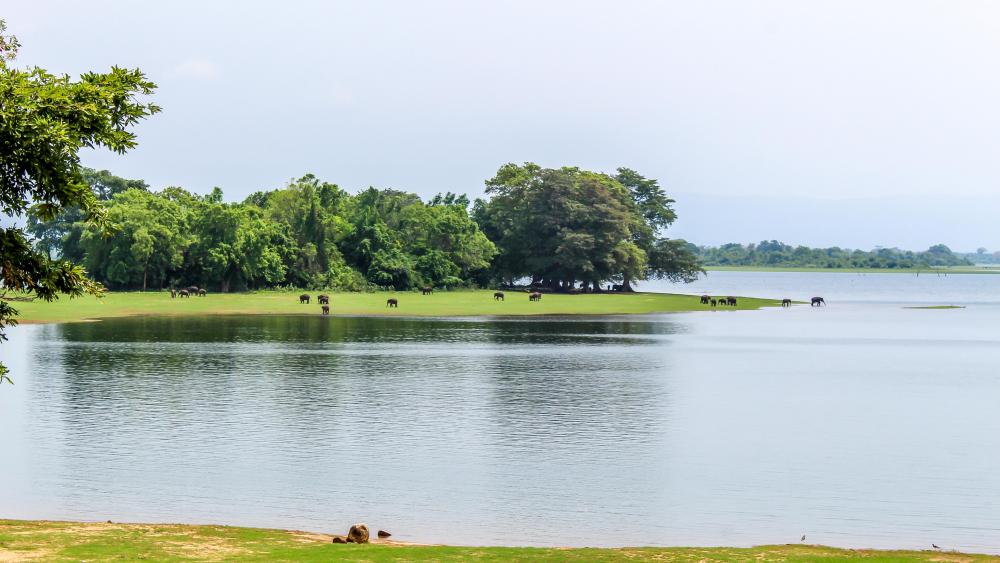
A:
<box><xmin>28</xmin><ymin>165</ymin><xmax>702</xmax><ymax>292</ymax></box>
<box><xmin>694</xmin><ymin>240</ymin><xmax>972</xmax><ymax>269</ymax></box>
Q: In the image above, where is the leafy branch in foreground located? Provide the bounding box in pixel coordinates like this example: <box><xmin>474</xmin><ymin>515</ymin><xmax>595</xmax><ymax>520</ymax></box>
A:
<box><xmin>0</xmin><ymin>18</ymin><xmax>158</xmax><ymax>382</ymax></box>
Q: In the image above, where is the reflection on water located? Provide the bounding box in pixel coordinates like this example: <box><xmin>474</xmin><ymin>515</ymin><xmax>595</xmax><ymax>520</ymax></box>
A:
<box><xmin>2</xmin><ymin>284</ymin><xmax>1000</xmax><ymax>552</ymax></box>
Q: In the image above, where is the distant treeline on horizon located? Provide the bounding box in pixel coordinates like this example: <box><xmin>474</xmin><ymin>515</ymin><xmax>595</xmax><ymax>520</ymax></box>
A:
<box><xmin>692</xmin><ymin>240</ymin><xmax>973</xmax><ymax>269</ymax></box>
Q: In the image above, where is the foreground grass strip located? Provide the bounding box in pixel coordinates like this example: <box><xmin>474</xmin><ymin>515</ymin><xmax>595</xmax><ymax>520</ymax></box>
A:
<box><xmin>5</xmin><ymin>290</ymin><xmax>778</xmax><ymax>324</ymax></box>
<box><xmin>0</xmin><ymin>521</ymin><xmax>996</xmax><ymax>562</ymax></box>
<box><xmin>903</xmin><ymin>305</ymin><xmax>965</xmax><ymax>310</ymax></box>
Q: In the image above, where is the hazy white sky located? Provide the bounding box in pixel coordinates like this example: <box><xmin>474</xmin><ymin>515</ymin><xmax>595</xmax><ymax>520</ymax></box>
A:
<box><xmin>6</xmin><ymin>1</ymin><xmax>999</xmax><ymax>250</ymax></box>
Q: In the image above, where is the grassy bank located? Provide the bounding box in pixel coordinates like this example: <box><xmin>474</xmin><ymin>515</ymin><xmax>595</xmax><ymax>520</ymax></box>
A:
<box><xmin>705</xmin><ymin>265</ymin><xmax>1000</xmax><ymax>274</ymax></box>
<box><xmin>5</xmin><ymin>289</ymin><xmax>777</xmax><ymax>324</ymax></box>
<box><xmin>0</xmin><ymin>520</ymin><xmax>992</xmax><ymax>562</ymax></box>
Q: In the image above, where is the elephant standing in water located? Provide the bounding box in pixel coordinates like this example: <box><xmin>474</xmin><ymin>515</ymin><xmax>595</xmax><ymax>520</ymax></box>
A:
<box><xmin>321</xmin><ymin>304</ymin><xmax>330</xmax><ymax>315</ymax></box>
<box><xmin>811</xmin><ymin>296</ymin><xmax>826</xmax><ymax>307</ymax></box>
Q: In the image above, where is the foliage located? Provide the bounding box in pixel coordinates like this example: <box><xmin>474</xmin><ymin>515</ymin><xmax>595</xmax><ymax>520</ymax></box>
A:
<box><xmin>474</xmin><ymin>163</ymin><xmax>701</xmax><ymax>290</ymax></box>
<box><xmin>0</xmin><ymin>20</ymin><xmax>158</xmax><ymax>381</ymax></box>
<box><xmin>696</xmin><ymin>241</ymin><xmax>973</xmax><ymax>269</ymax></box>
<box><xmin>32</xmin><ymin>173</ymin><xmax>498</xmax><ymax>292</ymax></box>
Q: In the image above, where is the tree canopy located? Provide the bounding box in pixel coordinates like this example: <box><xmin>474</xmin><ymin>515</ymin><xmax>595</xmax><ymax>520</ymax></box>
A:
<box><xmin>0</xmin><ymin>20</ymin><xmax>159</xmax><ymax>382</ymax></box>
<box><xmin>695</xmin><ymin>241</ymin><xmax>973</xmax><ymax>269</ymax></box>
<box><xmin>473</xmin><ymin>163</ymin><xmax>701</xmax><ymax>290</ymax></box>
<box><xmin>30</xmin><ymin>173</ymin><xmax>499</xmax><ymax>293</ymax></box>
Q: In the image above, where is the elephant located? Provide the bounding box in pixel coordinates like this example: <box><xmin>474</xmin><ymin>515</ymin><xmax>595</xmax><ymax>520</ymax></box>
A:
<box><xmin>421</xmin><ymin>287</ymin><xmax>433</xmax><ymax>295</ymax></box>
<box><xmin>187</xmin><ymin>286</ymin><xmax>199</xmax><ymax>295</ymax></box>
<box><xmin>710</xmin><ymin>298</ymin><xmax>717</xmax><ymax>307</ymax></box>
<box><xmin>781</xmin><ymin>298</ymin><xmax>792</xmax><ymax>307</ymax></box>
<box><xmin>386</xmin><ymin>298</ymin><xmax>398</xmax><ymax>308</ymax></box>
<box><xmin>494</xmin><ymin>291</ymin><xmax>505</xmax><ymax>301</ymax></box>
<box><xmin>321</xmin><ymin>304</ymin><xmax>330</xmax><ymax>315</ymax></box>
<box><xmin>811</xmin><ymin>296</ymin><xmax>826</xmax><ymax>307</ymax></box>
<box><xmin>318</xmin><ymin>294</ymin><xmax>329</xmax><ymax>305</ymax></box>
<box><xmin>529</xmin><ymin>292</ymin><xmax>542</xmax><ymax>302</ymax></box>
<box><xmin>727</xmin><ymin>297</ymin><xmax>737</xmax><ymax>306</ymax></box>
<box><xmin>179</xmin><ymin>289</ymin><xmax>190</xmax><ymax>298</ymax></box>
<box><xmin>170</xmin><ymin>288</ymin><xmax>177</xmax><ymax>298</ymax></box>
<box><xmin>299</xmin><ymin>294</ymin><xmax>310</xmax><ymax>304</ymax></box>
<box><xmin>198</xmin><ymin>288</ymin><xmax>207</xmax><ymax>297</ymax></box>
<box><xmin>700</xmin><ymin>295</ymin><xmax>710</xmax><ymax>304</ymax></box>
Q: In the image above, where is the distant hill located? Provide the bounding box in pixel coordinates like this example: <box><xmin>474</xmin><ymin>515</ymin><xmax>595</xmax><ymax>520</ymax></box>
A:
<box><xmin>693</xmin><ymin>240</ymin><xmax>972</xmax><ymax>269</ymax></box>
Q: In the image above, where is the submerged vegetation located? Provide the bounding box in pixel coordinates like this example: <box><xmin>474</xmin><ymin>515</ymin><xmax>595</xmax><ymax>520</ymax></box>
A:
<box><xmin>0</xmin><ymin>520</ymin><xmax>992</xmax><ymax>562</ymax></box>
<box><xmin>695</xmin><ymin>240</ymin><xmax>972</xmax><ymax>270</ymax></box>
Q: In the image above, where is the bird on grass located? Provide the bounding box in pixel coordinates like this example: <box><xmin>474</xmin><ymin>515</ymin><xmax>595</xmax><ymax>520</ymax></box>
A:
<box><xmin>800</xmin><ymin>535</ymin><xmax>806</xmax><ymax>542</ymax></box>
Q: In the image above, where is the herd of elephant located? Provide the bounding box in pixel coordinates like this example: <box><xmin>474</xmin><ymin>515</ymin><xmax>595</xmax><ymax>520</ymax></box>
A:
<box><xmin>700</xmin><ymin>295</ymin><xmax>827</xmax><ymax>308</ymax></box>
<box><xmin>293</xmin><ymin>289</ymin><xmax>544</xmax><ymax>314</ymax></box>
<box><xmin>170</xmin><ymin>286</ymin><xmax>206</xmax><ymax>298</ymax></box>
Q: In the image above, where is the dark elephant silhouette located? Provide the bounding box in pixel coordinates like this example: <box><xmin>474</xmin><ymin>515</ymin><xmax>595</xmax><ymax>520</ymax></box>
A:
<box><xmin>299</xmin><ymin>294</ymin><xmax>310</xmax><ymax>304</ymax></box>
<box><xmin>494</xmin><ymin>291</ymin><xmax>505</xmax><ymax>301</ymax></box>
<box><xmin>321</xmin><ymin>304</ymin><xmax>330</xmax><ymax>315</ymax></box>
<box><xmin>386</xmin><ymin>298</ymin><xmax>398</xmax><ymax>308</ymax></box>
<box><xmin>811</xmin><ymin>296</ymin><xmax>826</xmax><ymax>307</ymax></box>
<box><xmin>700</xmin><ymin>295</ymin><xmax>710</xmax><ymax>304</ymax></box>
<box><xmin>421</xmin><ymin>287</ymin><xmax>433</xmax><ymax>295</ymax></box>
<box><xmin>187</xmin><ymin>286</ymin><xmax>199</xmax><ymax>295</ymax></box>
<box><xmin>318</xmin><ymin>294</ymin><xmax>329</xmax><ymax>305</ymax></box>
<box><xmin>727</xmin><ymin>296</ymin><xmax>737</xmax><ymax>306</ymax></box>
<box><xmin>710</xmin><ymin>298</ymin><xmax>717</xmax><ymax>307</ymax></box>
<box><xmin>781</xmin><ymin>298</ymin><xmax>792</xmax><ymax>307</ymax></box>
<box><xmin>198</xmin><ymin>288</ymin><xmax>207</xmax><ymax>297</ymax></box>
<box><xmin>179</xmin><ymin>289</ymin><xmax>190</xmax><ymax>298</ymax></box>
<box><xmin>529</xmin><ymin>292</ymin><xmax>542</xmax><ymax>302</ymax></box>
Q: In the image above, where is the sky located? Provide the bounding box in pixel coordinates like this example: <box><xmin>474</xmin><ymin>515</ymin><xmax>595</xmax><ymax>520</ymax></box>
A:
<box><xmin>5</xmin><ymin>1</ymin><xmax>999</xmax><ymax>251</ymax></box>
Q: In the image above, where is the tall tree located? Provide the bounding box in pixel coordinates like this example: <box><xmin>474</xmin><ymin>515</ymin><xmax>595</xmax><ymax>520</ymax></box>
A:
<box><xmin>0</xmin><ymin>20</ymin><xmax>158</xmax><ymax>382</ymax></box>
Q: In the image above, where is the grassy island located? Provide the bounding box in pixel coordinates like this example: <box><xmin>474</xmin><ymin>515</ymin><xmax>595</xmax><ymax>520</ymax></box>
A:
<box><xmin>6</xmin><ymin>290</ymin><xmax>777</xmax><ymax>325</ymax></box>
<box><xmin>0</xmin><ymin>520</ymin><xmax>991</xmax><ymax>562</ymax></box>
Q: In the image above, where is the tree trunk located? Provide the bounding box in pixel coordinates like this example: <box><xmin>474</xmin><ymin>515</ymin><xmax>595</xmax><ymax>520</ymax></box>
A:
<box><xmin>142</xmin><ymin>265</ymin><xmax>148</xmax><ymax>292</ymax></box>
<box><xmin>622</xmin><ymin>272</ymin><xmax>635</xmax><ymax>292</ymax></box>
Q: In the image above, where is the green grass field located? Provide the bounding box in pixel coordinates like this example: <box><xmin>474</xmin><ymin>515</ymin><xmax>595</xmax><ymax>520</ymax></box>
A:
<box><xmin>0</xmin><ymin>520</ymin><xmax>992</xmax><ymax>562</ymax></box>
<box><xmin>5</xmin><ymin>289</ymin><xmax>777</xmax><ymax>324</ymax></box>
<box><xmin>705</xmin><ymin>265</ymin><xmax>1000</xmax><ymax>274</ymax></box>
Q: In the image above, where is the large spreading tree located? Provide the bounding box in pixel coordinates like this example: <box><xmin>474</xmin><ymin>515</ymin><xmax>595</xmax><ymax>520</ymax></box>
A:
<box><xmin>474</xmin><ymin>162</ymin><xmax>702</xmax><ymax>291</ymax></box>
<box><xmin>0</xmin><ymin>20</ymin><xmax>159</xmax><ymax>382</ymax></box>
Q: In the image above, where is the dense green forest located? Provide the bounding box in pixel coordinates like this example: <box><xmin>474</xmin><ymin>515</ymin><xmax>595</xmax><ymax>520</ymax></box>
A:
<box><xmin>28</xmin><ymin>165</ymin><xmax>701</xmax><ymax>292</ymax></box>
<box><xmin>694</xmin><ymin>240</ymin><xmax>973</xmax><ymax>269</ymax></box>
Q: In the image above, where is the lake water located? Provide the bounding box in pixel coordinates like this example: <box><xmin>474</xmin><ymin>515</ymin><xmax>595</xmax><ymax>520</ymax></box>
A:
<box><xmin>1</xmin><ymin>271</ymin><xmax>999</xmax><ymax>552</ymax></box>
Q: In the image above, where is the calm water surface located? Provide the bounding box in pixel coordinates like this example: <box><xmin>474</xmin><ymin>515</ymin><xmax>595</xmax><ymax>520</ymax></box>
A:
<box><xmin>1</xmin><ymin>272</ymin><xmax>999</xmax><ymax>552</ymax></box>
